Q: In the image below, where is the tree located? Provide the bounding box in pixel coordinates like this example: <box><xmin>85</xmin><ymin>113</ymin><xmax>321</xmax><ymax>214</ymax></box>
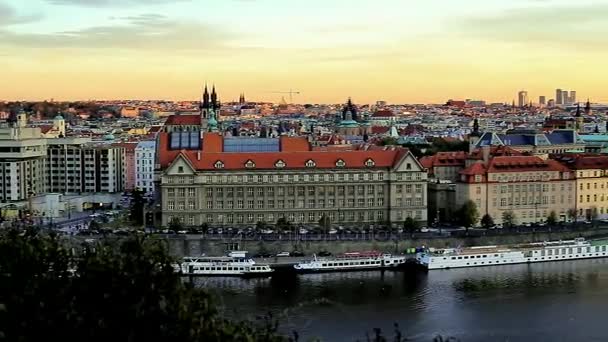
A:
<box><xmin>458</xmin><ymin>200</ymin><xmax>479</xmax><ymax>228</ymax></box>
<box><xmin>255</xmin><ymin>221</ymin><xmax>266</xmax><ymax>232</ymax></box>
<box><xmin>480</xmin><ymin>214</ymin><xmax>494</xmax><ymax>229</ymax></box>
<box><xmin>318</xmin><ymin>214</ymin><xmax>331</xmax><ymax>232</ymax></box>
<box><xmin>129</xmin><ymin>188</ymin><xmax>147</xmax><ymax>226</ymax></box>
<box><xmin>502</xmin><ymin>210</ymin><xmax>517</xmax><ymax>228</ymax></box>
<box><xmin>589</xmin><ymin>207</ymin><xmax>599</xmax><ymax>226</ymax></box>
<box><xmin>547</xmin><ymin>211</ymin><xmax>558</xmax><ymax>226</ymax></box>
<box><xmin>168</xmin><ymin>217</ymin><xmax>183</xmax><ymax>232</ymax></box>
<box><xmin>403</xmin><ymin>217</ymin><xmax>419</xmax><ymax>238</ymax></box>
<box><xmin>567</xmin><ymin>208</ymin><xmax>578</xmax><ymax>227</ymax></box>
<box><xmin>0</xmin><ymin>228</ymin><xmax>287</xmax><ymax>341</ymax></box>
<box><xmin>88</xmin><ymin>219</ymin><xmax>101</xmax><ymax>231</ymax></box>
<box><xmin>275</xmin><ymin>217</ymin><xmax>291</xmax><ymax>232</ymax></box>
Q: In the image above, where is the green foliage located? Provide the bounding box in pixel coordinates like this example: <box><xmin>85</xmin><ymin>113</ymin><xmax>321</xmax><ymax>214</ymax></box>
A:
<box><xmin>89</xmin><ymin>219</ymin><xmax>101</xmax><ymax>231</ymax></box>
<box><xmin>403</xmin><ymin>217</ymin><xmax>419</xmax><ymax>237</ymax></box>
<box><xmin>318</xmin><ymin>214</ymin><xmax>331</xmax><ymax>230</ymax></box>
<box><xmin>480</xmin><ymin>214</ymin><xmax>494</xmax><ymax>229</ymax></box>
<box><xmin>547</xmin><ymin>211</ymin><xmax>558</xmax><ymax>226</ymax></box>
<box><xmin>129</xmin><ymin>188</ymin><xmax>146</xmax><ymax>226</ymax></box>
<box><xmin>276</xmin><ymin>217</ymin><xmax>291</xmax><ymax>232</ymax></box>
<box><xmin>502</xmin><ymin>211</ymin><xmax>517</xmax><ymax>228</ymax></box>
<box><xmin>379</xmin><ymin>137</ymin><xmax>399</xmax><ymax>146</ymax></box>
<box><xmin>0</xmin><ymin>228</ymin><xmax>288</xmax><ymax>342</ymax></box>
<box><xmin>168</xmin><ymin>217</ymin><xmax>183</xmax><ymax>232</ymax></box>
<box><xmin>457</xmin><ymin>200</ymin><xmax>479</xmax><ymax>228</ymax></box>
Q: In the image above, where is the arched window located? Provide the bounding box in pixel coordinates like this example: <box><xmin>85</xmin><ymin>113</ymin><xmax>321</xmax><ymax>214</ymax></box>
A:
<box><xmin>214</xmin><ymin>160</ymin><xmax>224</xmax><ymax>169</ymax></box>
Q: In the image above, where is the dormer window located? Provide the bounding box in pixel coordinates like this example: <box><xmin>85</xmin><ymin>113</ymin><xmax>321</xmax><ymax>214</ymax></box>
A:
<box><xmin>335</xmin><ymin>159</ymin><xmax>346</xmax><ymax>168</ymax></box>
<box><xmin>245</xmin><ymin>160</ymin><xmax>256</xmax><ymax>169</ymax></box>
<box><xmin>214</xmin><ymin>160</ymin><xmax>224</xmax><ymax>169</ymax></box>
<box><xmin>305</xmin><ymin>159</ymin><xmax>316</xmax><ymax>168</ymax></box>
<box><xmin>178</xmin><ymin>166</ymin><xmax>184</xmax><ymax>173</ymax></box>
<box><xmin>365</xmin><ymin>158</ymin><xmax>375</xmax><ymax>168</ymax></box>
<box><xmin>275</xmin><ymin>160</ymin><xmax>286</xmax><ymax>169</ymax></box>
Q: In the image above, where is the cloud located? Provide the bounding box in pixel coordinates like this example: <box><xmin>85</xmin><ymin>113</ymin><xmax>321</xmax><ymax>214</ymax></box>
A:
<box><xmin>47</xmin><ymin>0</ymin><xmax>190</xmax><ymax>7</ymax></box>
<box><xmin>452</xmin><ymin>3</ymin><xmax>608</xmax><ymax>49</ymax></box>
<box><xmin>0</xmin><ymin>13</ymin><xmax>234</xmax><ymax>52</ymax></box>
<box><xmin>0</xmin><ymin>3</ymin><xmax>42</xmax><ymax>27</ymax></box>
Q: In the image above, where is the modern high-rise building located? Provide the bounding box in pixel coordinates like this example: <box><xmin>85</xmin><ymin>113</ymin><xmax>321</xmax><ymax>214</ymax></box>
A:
<box><xmin>539</xmin><ymin>96</ymin><xmax>546</xmax><ymax>106</ymax></box>
<box><xmin>548</xmin><ymin>99</ymin><xmax>556</xmax><ymax>108</ymax></box>
<box><xmin>562</xmin><ymin>90</ymin><xmax>570</xmax><ymax>104</ymax></box>
<box><xmin>570</xmin><ymin>91</ymin><xmax>577</xmax><ymax>104</ymax></box>
<box><xmin>518</xmin><ymin>90</ymin><xmax>528</xmax><ymax>107</ymax></box>
<box><xmin>556</xmin><ymin>89</ymin><xmax>563</xmax><ymax>105</ymax></box>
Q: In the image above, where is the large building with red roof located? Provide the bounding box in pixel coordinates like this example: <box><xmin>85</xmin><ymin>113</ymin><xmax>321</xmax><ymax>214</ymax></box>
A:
<box><xmin>155</xmin><ymin>127</ymin><xmax>429</xmax><ymax>228</ymax></box>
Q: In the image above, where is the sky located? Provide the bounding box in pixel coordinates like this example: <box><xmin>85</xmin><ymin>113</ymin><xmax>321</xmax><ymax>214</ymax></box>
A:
<box><xmin>2</xmin><ymin>0</ymin><xmax>608</xmax><ymax>104</ymax></box>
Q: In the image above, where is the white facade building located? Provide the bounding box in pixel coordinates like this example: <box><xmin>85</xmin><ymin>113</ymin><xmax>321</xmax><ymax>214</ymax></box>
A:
<box><xmin>135</xmin><ymin>140</ymin><xmax>156</xmax><ymax>195</ymax></box>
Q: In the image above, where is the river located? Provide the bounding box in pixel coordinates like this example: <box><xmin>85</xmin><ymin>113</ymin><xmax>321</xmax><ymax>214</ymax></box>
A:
<box><xmin>193</xmin><ymin>259</ymin><xmax>608</xmax><ymax>341</ymax></box>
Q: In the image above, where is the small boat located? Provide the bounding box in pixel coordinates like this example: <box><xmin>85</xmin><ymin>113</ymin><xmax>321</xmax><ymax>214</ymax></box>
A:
<box><xmin>293</xmin><ymin>251</ymin><xmax>407</xmax><ymax>273</ymax></box>
<box><xmin>417</xmin><ymin>238</ymin><xmax>608</xmax><ymax>270</ymax></box>
<box><xmin>176</xmin><ymin>256</ymin><xmax>273</xmax><ymax>277</ymax></box>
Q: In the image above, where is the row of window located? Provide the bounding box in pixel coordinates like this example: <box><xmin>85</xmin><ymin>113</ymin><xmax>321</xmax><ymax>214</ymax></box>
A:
<box><xmin>168</xmin><ymin>210</ymin><xmax>386</xmax><ymax>225</ymax></box>
<box><xmin>167</xmin><ymin>197</ymin><xmax>387</xmax><ymax>210</ymax></box>
<box><xmin>167</xmin><ymin>185</ymin><xmax>388</xmax><ymax>198</ymax></box>
<box><xmin>580</xmin><ymin>194</ymin><xmax>608</xmax><ymax>203</ymax></box>
<box><xmin>166</xmin><ymin>171</ymin><xmax>425</xmax><ymax>185</ymax></box>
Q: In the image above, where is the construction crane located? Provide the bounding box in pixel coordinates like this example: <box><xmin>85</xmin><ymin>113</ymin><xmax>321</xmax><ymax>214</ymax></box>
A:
<box><xmin>268</xmin><ymin>89</ymin><xmax>301</xmax><ymax>103</ymax></box>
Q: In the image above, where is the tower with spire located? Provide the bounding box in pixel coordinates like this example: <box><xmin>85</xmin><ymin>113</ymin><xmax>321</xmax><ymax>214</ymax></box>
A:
<box><xmin>200</xmin><ymin>84</ymin><xmax>220</xmax><ymax>133</ymax></box>
<box><xmin>575</xmin><ymin>103</ymin><xmax>584</xmax><ymax>132</ymax></box>
<box><xmin>585</xmin><ymin>98</ymin><xmax>592</xmax><ymax>116</ymax></box>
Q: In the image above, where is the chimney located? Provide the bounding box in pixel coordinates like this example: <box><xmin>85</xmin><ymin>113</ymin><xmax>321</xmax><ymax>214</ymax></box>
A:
<box><xmin>197</xmin><ymin>151</ymin><xmax>201</xmax><ymax>160</ymax></box>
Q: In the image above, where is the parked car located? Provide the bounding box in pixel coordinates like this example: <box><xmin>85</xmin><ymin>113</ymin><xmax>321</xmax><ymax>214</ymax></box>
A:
<box><xmin>276</xmin><ymin>251</ymin><xmax>290</xmax><ymax>257</ymax></box>
<box><xmin>299</xmin><ymin>228</ymin><xmax>308</xmax><ymax>234</ymax></box>
<box><xmin>318</xmin><ymin>251</ymin><xmax>332</xmax><ymax>257</ymax></box>
<box><xmin>291</xmin><ymin>251</ymin><xmax>305</xmax><ymax>257</ymax></box>
<box><xmin>328</xmin><ymin>228</ymin><xmax>338</xmax><ymax>234</ymax></box>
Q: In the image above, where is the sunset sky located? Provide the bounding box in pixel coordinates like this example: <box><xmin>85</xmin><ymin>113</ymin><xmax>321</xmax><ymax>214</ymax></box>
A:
<box><xmin>2</xmin><ymin>0</ymin><xmax>607</xmax><ymax>104</ymax></box>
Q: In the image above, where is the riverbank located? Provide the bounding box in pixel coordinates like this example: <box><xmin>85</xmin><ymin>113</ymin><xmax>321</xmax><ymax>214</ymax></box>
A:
<box><xmin>161</xmin><ymin>228</ymin><xmax>608</xmax><ymax>257</ymax></box>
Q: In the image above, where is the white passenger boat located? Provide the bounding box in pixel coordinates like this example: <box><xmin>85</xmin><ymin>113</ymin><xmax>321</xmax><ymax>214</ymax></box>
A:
<box><xmin>176</xmin><ymin>256</ymin><xmax>273</xmax><ymax>277</ymax></box>
<box><xmin>416</xmin><ymin>238</ymin><xmax>608</xmax><ymax>270</ymax></box>
<box><xmin>293</xmin><ymin>251</ymin><xmax>407</xmax><ymax>273</ymax></box>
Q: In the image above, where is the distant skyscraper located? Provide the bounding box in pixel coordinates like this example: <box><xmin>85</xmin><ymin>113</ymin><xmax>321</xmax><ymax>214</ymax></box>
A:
<box><xmin>518</xmin><ymin>90</ymin><xmax>528</xmax><ymax>107</ymax></box>
<box><xmin>556</xmin><ymin>89</ymin><xmax>563</xmax><ymax>105</ymax></box>
<box><xmin>562</xmin><ymin>90</ymin><xmax>570</xmax><ymax>104</ymax></box>
<box><xmin>548</xmin><ymin>99</ymin><xmax>556</xmax><ymax>107</ymax></box>
<box><xmin>539</xmin><ymin>96</ymin><xmax>546</xmax><ymax>106</ymax></box>
<box><xmin>570</xmin><ymin>91</ymin><xmax>577</xmax><ymax>104</ymax></box>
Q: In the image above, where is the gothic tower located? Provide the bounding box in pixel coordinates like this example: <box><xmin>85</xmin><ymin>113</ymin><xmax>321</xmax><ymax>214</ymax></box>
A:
<box><xmin>200</xmin><ymin>84</ymin><xmax>210</xmax><ymax>131</ymax></box>
<box><xmin>575</xmin><ymin>103</ymin><xmax>584</xmax><ymax>132</ymax></box>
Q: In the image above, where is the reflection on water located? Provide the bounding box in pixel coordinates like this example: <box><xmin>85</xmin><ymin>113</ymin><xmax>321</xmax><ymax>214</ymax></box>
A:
<box><xmin>194</xmin><ymin>259</ymin><xmax>608</xmax><ymax>342</ymax></box>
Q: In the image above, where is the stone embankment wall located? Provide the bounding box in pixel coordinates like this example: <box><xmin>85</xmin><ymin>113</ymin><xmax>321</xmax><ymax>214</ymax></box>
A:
<box><xmin>162</xmin><ymin>230</ymin><xmax>606</xmax><ymax>257</ymax></box>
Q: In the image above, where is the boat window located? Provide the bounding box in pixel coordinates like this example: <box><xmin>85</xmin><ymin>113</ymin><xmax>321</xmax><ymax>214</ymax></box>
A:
<box><xmin>451</xmin><ymin>257</ymin><xmax>456</xmax><ymax>260</ymax></box>
<box><xmin>494</xmin><ymin>254</ymin><xmax>499</xmax><ymax>257</ymax></box>
<box><xmin>604</xmin><ymin>246</ymin><xmax>607</xmax><ymax>252</ymax></box>
<box><xmin>541</xmin><ymin>251</ymin><xmax>545</xmax><ymax>256</ymax></box>
<box><xmin>548</xmin><ymin>250</ymin><xmax>553</xmax><ymax>256</ymax></box>
<box><xmin>587</xmin><ymin>247</ymin><xmax>591</xmax><ymax>253</ymax></box>
<box><xmin>577</xmin><ymin>248</ymin><xmax>582</xmax><ymax>253</ymax></box>
<box><xmin>458</xmin><ymin>257</ymin><xmax>462</xmax><ymax>260</ymax></box>
<box><xmin>464</xmin><ymin>256</ymin><xmax>469</xmax><ymax>259</ymax></box>
<box><xmin>477</xmin><ymin>255</ymin><xmax>481</xmax><ymax>258</ymax></box>
<box><xmin>568</xmin><ymin>248</ymin><xmax>572</xmax><ymax>254</ymax></box>
<box><xmin>482</xmin><ymin>255</ymin><xmax>487</xmax><ymax>258</ymax></box>
<box><xmin>322</xmin><ymin>263</ymin><xmax>327</xmax><ymax>267</ymax></box>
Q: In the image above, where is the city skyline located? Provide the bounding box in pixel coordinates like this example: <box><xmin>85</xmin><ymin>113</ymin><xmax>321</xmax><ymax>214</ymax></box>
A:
<box><xmin>2</xmin><ymin>0</ymin><xmax>608</xmax><ymax>103</ymax></box>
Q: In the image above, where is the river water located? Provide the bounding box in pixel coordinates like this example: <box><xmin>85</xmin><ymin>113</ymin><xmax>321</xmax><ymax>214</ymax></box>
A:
<box><xmin>193</xmin><ymin>259</ymin><xmax>608</xmax><ymax>341</ymax></box>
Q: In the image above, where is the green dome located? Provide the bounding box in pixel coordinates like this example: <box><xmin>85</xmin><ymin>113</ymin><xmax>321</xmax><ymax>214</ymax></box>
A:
<box><xmin>339</xmin><ymin>119</ymin><xmax>359</xmax><ymax>128</ymax></box>
<box><xmin>103</xmin><ymin>134</ymin><xmax>115</xmax><ymax>140</ymax></box>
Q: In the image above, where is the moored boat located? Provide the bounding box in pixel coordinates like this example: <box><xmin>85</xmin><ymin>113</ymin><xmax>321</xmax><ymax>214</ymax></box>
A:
<box><xmin>176</xmin><ymin>256</ymin><xmax>273</xmax><ymax>277</ymax></box>
<box><xmin>416</xmin><ymin>238</ymin><xmax>608</xmax><ymax>270</ymax></box>
<box><xmin>293</xmin><ymin>251</ymin><xmax>407</xmax><ymax>273</ymax></box>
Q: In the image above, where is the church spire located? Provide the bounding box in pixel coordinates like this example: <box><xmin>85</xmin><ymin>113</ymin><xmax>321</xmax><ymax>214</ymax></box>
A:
<box><xmin>202</xmin><ymin>84</ymin><xmax>210</xmax><ymax>110</ymax></box>
<box><xmin>575</xmin><ymin>103</ymin><xmax>581</xmax><ymax>117</ymax></box>
<box><xmin>211</xmin><ymin>84</ymin><xmax>218</xmax><ymax>110</ymax></box>
<box><xmin>585</xmin><ymin>98</ymin><xmax>592</xmax><ymax>115</ymax></box>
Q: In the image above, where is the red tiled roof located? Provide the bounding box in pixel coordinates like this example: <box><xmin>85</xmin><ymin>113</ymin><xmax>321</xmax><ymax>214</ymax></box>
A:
<box><xmin>553</xmin><ymin>155</ymin><xmax>608</xmax><ymax>170</ymax></box>
<box><xmin>112</xmin><ymin>142</ymin><xmax>138</xmax><ymax>151</ymax></box>
<box><xmin>157</xmin><ymin>132</ymin><xmax>408</xmax><ymax>170</ymax></box>
<box><xmin>460</xmin><ymin>162</ymin><xmax>486</xmax><ymax>175</ymax></box>
<box><xmin>486</xmin><ymin>156</ymin><xmax>569</xmax><ymax>173</ymax></box>
<box><xmin>165</xmin><ymin>115</ymin><xmax>200</xmax><ymax>126</ymax></box>
<box><xmin>279</xmin><ymin>136</ymin><xmax>310</xmax><ymax>152</ymax></box>
<box><xmin>372</xmin><ymin>110</ymin><xmax>394</xmax><ymax>118</ymax></box>
<box><xmin>371</xmin><ymin>126</ymin><xmax>390</xmax><ymax>134</ymax></box>
<box><xmin>39</xmin><ymin>125</ymin><xmax>54</xmax><ymax>134</ymax></box>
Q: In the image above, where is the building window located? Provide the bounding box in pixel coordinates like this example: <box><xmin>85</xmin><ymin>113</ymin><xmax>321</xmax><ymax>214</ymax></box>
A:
<box><xmin>207</xmin><ymin>201</ymin><xmax>213</xmax><ymax>209</ymax></box>
<box><xmin>247</xmin><ymin>200</ymin><xmax>254</xmax><ymax>209</ymax></box>
<box><xmin>214</xmin><ymin>160</ymin><xmax>224</xmax><ymax>169</ymax></box>
<box><xmin>188</xmin><ymin>188</ymin><xmax>195</xmax><ymax>197</ymax></box>
<box><xmin>275</xmin><ymin>160</ymin><xmax>286</xmax><ymax>168</ymax></box>
<box><xmin>167</xmin><ymin>188</ymin><xmax>175</xmax><ymax>196</ymax></box>
<box><xmin>335</xmin><ymin>159</ymin><xmax>346</xmax><ymax>168</ymax></box>
<box><xmin>257</xmin><ymin>188</ymin><xmax>264</xmax><ymax>196</ymax></box>
<box><xmin>257</xmin><ymin>200</ymin><xmax>263</xmax><ymax>209</ymax></box>
<box><xmin>178</xmin><ymin>188</ymin><xmax>186</xmax><ymax>197</ymax></box>
<box><xmin>237</xmin><ymin>200</ymin><xmax>243</xmax><ymax>209</ymax></box>
<box><xmin>167</xmin><ymin>201</ymin><xmax>175</xmax><ymax>210</ymax></box>
<box><xmin>188</xmin><ymin>200</ymin><xmax>195</xmax><ymax>210</ymax></box>
<box><xmin>365</xmin><ymin>158</ymin><xmax>375</xmax><ymax>167</ymax></box>
<box><xmin>245</xmin><ymin>160</ymin><xmax>256</xmax><ymax>168</ymax></box>
<box><xmin>475</xmin><ymin>175</ymin><xmax>482</xmax><ymax>183</ymax></box>
<box><xmin>305</xmin><ymin>159</ymin><xmax>316</xmax><ymax>168</ymax></box>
